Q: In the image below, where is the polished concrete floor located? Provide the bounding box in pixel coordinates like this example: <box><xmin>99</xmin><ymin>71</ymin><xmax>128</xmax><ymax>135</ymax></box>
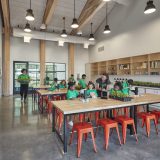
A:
<box><xmin>0</xmin><ymin>96</ymin><xmax>160</xmax><ymax>160</ymax></box>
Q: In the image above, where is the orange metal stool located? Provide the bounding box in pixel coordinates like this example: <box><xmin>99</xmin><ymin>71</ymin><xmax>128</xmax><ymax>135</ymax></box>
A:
<box><xmin>96</xmin><ymin>118</ymin><xmax>121</xmax><ymax>149</ymax></box>
<box><xmin>113</xmin><ymin>108</ymin><xmax>138</xmax><ymax>144</ymax></box>
<box><xmin>69</xmin><ymin>122</ymin><xmax>97</xmax><ymax>158</ymax></box>
<box><xmin>151</xmin><ymin>110</ymin><xmax>160</xmax><ymax>124</ymax></box>
<box><xmin>137</xmin><ymin>112</ymin><xmax>158</xmax><ymax>137</ymax></box>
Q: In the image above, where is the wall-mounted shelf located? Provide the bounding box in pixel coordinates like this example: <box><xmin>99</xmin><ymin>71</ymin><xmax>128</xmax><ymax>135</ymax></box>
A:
<box><xmin>87</xmin><ymin>52</ymin><xmax>160</xmax><ymax>79</ymax></box>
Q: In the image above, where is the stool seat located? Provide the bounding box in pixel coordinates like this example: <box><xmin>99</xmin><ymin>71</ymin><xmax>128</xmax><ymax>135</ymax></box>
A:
<box><xmin>96</xmin><ymin>118</ymin><xmax>121</xmax><ymax>150</ymax></box>
<box><xmin>69</xmin><ymin>122</ymin><xmax>97</xmax><ymax>158</ymax></box>
<box><xmin>137</xmin><ymin>112</ymin><xmax>158</xmax><ymax>137</ymax></box>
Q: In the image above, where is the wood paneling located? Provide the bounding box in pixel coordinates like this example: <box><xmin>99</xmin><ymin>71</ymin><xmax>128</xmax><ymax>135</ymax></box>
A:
<box><xmin>68</xmin><ymin>43</ymin><xmax>75</xmax><ymax>77</ymax></box>
<box><xmin>40</xmin><ymin>40</ymin><xmax>46</xmax><ymax>85</ymax></box>
<box><xmin>43</xmin><ymin>0</ymin><xmax>59</xmax><ymax>25</ymax></box>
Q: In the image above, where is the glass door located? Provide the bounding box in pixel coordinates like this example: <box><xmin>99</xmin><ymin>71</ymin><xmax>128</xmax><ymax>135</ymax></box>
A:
<box><xmin>28</xmin><ymin>62</ymin><xmax>40</xmax><ymax>87</ymax></box>
<box><xmin>13</xmin><ymin>61</ymin><xmax>28</xmax><ymax>94</ymax></box>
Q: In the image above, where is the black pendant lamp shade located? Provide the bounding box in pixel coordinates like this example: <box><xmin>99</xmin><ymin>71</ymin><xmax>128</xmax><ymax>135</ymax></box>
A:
<box><xmin>24</xmin><ymin>22</ymin><xmax>31</xmax><ymax>32</ymax></box>
<box><xmin>144</xmin><ymin>0</ymin><xmax>156</xmax><ymax>14</ymax></box>
<box><xmin>61</xmin><ymin>17</ymin><xmax>67</xmax><ymax>38</ymax></box>
<box><xmin>89</xmin><ymin>23</ymin><xmax>95</xmax><ymax>41</ymax></box>
<box><xmin>26</xmin><ymin>0</ymin><xmax>35</xmax><ymax>21</ymax></box>
<box><xmin>71</xmin><ymin>0</ymin><xmax>79</xmax><ymax>28</ymax></box>
<box><xmin>103</xmin><ymin>3</ymin><xmax>111</xmax><ymax>34</ymax></box>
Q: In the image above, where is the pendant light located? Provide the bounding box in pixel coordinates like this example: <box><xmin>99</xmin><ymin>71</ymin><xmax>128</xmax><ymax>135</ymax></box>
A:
<box><xmin>24</xmin><ymin>22</ymin><xmax>31</xmax><ymax>32</ymax></box>
<box><xmin>103</xmin><ymin>0</ymin><xmax>111</xmax><ymax>1</ymax></box>
<box><xmin>71</xmin><ymin>0</ymin><xmax>79</xmax><ymax>29</ymax></box>
<box><xmin>26</xmin><ymin>0</ymin><xmax>35</xmax><ymax>21</ymax></box>
<box><xmin>144</xmin><ymin>0</ymin><xmax>156</xmax><ymax>14</ymax></box>
<box><xmin>89</xmin><ymin>23</ymin><xmax>95</xmax><ymax>41</ymax></box>
<box><xmin>61</xmin><ymin>17</ymin><xmax>67</xmax><ymax>38</ymax></box>
<box><xmin>103</xmin><ymin>3</ymin><xmax>111</xmax><ymax>34</ymax></box>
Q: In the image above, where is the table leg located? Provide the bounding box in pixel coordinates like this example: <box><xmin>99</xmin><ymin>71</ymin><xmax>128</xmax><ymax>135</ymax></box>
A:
<box><xmin>52</xmin><ymin>106</ymin><xmax>56</xmax><ymax>132</ymax></box>
<box><xmin>63</xmin><ymin>115</ymin><xmax>67</xmax><ymax>153</ymax></box>
<box><xmin>32</xmin><ymin>87</ymin><xmax>33</xmax><ymax>99</ymax></box>
<box><xmin>41</xmin><ymin>95</ymin><xmax>44</xmax><ymax>114</ymax></box>
<box><xmin>130</xmin><ymin>106</ymin><xmax>135</xmax><ymax>135</ymax></box>
<box><xmin>146</xmin><ymin>104</ymin><xmax>149</xmax><ymax>112</ymax></box>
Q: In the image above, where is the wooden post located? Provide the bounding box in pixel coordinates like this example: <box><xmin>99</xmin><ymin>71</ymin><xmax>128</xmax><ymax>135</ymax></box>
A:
<box><xmin>2</xmin><ymin>27</ymin><xmax>10</xmax><ymax>96</ymax></box>
<box><xmin>40</xmin><ymin>40</ymin><xmax>45</xmax><ymax>85</ymax></box>
<box><xmin>68</xmin><ymin>43</ymin><xmax>75</xmax><ymax>77</ymax></box>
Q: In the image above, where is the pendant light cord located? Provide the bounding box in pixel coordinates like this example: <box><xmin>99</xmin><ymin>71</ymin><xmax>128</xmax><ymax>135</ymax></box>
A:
<box><xmin>74</xmin><ymin>0</ymin><xmax>75</xmax><ymax>18</ymax></box>
<box><xmin>106</xmin><ymin>3</ymin><xmax>108</xmax><ymax>25</ymax></box>
<box><xmin>91</xmin><ymin>23</ymin><xmax>93</xmax><ymax>34</ymax></box>
<box><xmin>63</xmin><ymin>17</ymin><xmax>65</xmax><ymax>29</ymax></box>
<box><xmin>30</xmin><ymin>0</ymin><xmax>31</xmax><ymax>9</ymax></box>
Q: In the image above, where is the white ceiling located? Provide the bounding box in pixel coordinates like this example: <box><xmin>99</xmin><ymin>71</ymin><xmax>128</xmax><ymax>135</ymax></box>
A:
<box><xmin>9</xmin><ymin>0</ymin><xmax>120</xmax><ymax>37</ymax></box>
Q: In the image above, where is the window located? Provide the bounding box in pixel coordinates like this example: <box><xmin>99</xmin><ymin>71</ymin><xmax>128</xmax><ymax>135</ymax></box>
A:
<box><xmin>45</xmin><ymin>63</ymin><xmax>66</xmax><ymax>84</ymax></box>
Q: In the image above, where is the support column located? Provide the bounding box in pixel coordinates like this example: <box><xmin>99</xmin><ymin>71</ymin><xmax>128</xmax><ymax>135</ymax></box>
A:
<box><xmin>40</xmin><ymin>40</ymin><xmax>45</xmax><ymax>85</ymax></box>
<box><xmin>68</xmin><ymin>43</ymin><xmax>75</xmax><ymax>77</ymax></box>
<box><xmin>2</xmin><ymin>27</ymin><xmax>10</xmax><ymax>96</ymax></box>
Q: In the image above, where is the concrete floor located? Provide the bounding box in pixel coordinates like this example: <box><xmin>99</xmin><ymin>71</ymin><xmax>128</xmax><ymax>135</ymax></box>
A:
<box><xmin>0</xmin><ymin>96</ymin><xmax>160</xmax><ymax>160</ymax></box>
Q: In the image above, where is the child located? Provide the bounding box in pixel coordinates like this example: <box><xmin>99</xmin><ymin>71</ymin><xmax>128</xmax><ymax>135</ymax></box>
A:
<box><xmin>110</xmin><ymin>81</ymin><xmax>124</xmax><ymax>95</ymax></box>
<box><xmin>49</xmin><ymin>78</ymin><xmax>58</xmax><ymax>91</ymax></box>
<box><xmin>87</xmin><ymin>81</ymin><xmax>98</xmax><ymax>98</ymax></box>
<box><xmin>59</xmin><ymin>80</ymin><xmax>67</xmax><ymax>89</ymax></box>
<box><xmin>67</xmin><ymin>82</ymin><xmax>79</xmax><ymax>100</ymax></box>
<box><xmin>17</xmin><ymin>69</ymin><xmax>31</xmax><ymax>103</ymax></box>
<box><xmin>78</xmin><ymin>74</ymin><xmax>87</xmax><ymax>89</ymax></box>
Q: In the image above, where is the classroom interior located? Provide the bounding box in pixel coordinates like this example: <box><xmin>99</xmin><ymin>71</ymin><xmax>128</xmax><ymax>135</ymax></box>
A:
<box><xmin>0</xmin><ymin>0</ymin><xmax>160</xmax><ymax>160</ymax></box>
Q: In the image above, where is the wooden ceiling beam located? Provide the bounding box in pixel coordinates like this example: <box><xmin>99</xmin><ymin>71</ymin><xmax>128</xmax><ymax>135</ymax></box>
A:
<box><xmin>0</xmin><ymin>0</ymin><xmax>10</xmax><ymax>29</ymax></box>
<box><xmin>70</xmin><ymin>0</ymin><xmax>106</xmax><ymax>35</ymax></box>
<box><xmin>42</xmin><ymin>0</ymin><xmax>59</xmax><ymax>25</ymax></box>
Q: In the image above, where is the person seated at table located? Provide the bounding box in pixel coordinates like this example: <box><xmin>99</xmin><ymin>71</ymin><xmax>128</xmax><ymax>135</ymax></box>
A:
<box><xmin>87</xmin><ymin>81</ymin><xmax>98</xmax><ymax>98</ymax></box>
<box><xmin>49</xmin><ymin>78</ymin><xmax>58</xmax><ymax>91</ymax></box>
<box><xmin>67</xmin><ymin>82</ymin><xmax>79</xmax><ymax>100</ymax></box>
<box><xmin>68</xmin><ymin>74</ymin><xmax>76</xmax><ymax>84</ymax></box>
<box><xmin>78</xmin><ymin>74</ymin><xmax>87</xmax><ymax>89</ymax></box>
<box><xmin>59</xmin><ymin>80</ymin><xmax>67</xmax><ymax>89</ymax></box>
<box><xmin>110</xmin><ymin>81</ymin><xmax>126</xmax><ymax>95</ymax></box>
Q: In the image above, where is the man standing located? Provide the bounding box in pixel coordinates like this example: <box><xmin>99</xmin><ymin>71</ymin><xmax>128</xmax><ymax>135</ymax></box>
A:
<box><xmin>17</xmin><ymin>69</ymin><xmax>30</xmax><ymax>103</ymax></box>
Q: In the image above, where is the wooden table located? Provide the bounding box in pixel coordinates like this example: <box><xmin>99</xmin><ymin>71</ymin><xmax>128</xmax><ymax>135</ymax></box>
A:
<box><xmin>32</xmin><ymin>85</ymin><xmax>50</xmax><ymax>101</ymax></box>
<box><xmin>52</xmin><ymin>94</ymin><xmax>160</xmax><ymax>153</ymax></box>
<box><xmin>37</xmin><ymin>89</ymin><xmax>67</xmax><ymax>113</ymax></box>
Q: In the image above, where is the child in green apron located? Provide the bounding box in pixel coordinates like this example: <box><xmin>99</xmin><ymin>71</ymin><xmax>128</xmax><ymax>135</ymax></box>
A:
<box><xmin>59</xmin><ymin>80</ymin><xmax>67</xmax><ymax>89</ymax></box>
<box><xmin>67</xmin><ymin>82</ymin><xmax>79</xmax><ymax>100</ymax></box>
<box><xmin>78</xmin><ymin>74</ymin><xmax>87</xmax><ymax>89</ymax></box>
<box><xmin>87</xmin><ymin>82</ymin><xmax>98</xmax><ymax>98</ymax></box>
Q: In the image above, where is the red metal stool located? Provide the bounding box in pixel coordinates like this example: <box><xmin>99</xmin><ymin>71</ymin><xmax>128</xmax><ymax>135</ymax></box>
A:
<box><xmin>151</xmin><ymin>110</ymin><xmax>160</xmax><ymax>124</ymax></box>
<box><xmin>113</xmin><ymin>108</ymin><xmax>138</xmax><ymax>144</ymax></box>
<box><xmin>69</xmin><ymin>122</ymin><xmax>97</xmax><ymax>158</ymax></box>
<box><xmin>137</xmin><ymin>111</ymin><xmax>158</xmax><ymax>137</ymax></box>
<box><xmin>96</xmin><ymin>118</ymin><xmax>121</xmax><ymax>149</ymax></box>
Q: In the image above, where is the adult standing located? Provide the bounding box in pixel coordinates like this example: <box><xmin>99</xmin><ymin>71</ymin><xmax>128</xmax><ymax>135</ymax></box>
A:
<box><xmin>96</xmin><ymin>73</ymin><xmax>111</xmax><ymax>97</ymax></box>
<box><xmin>17</xmin><ymin>69</ymin><xmax>31</xmax><ymax>103</ymax></box>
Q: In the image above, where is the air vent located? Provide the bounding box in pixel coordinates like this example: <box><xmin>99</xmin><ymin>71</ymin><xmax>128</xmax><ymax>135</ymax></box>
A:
<box><xmin>98</xmin><ymin>46</ymin><xmax>104</xmax><ymax>52</ymax></box>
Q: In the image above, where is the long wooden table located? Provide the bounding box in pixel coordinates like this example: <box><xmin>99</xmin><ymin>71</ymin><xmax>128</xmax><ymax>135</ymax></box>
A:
<box><xmin>37</xmin><ymin>89</ymin><xmax>67</xmax><ymax>113</ymax></box>
<box><xmin>52</xmin><ymin>94</ymin><xmax>160</xmax><ymax>153</ymax></box>
<box><xmin>32</xmin><ymin>85</ymin><xmax>50</xmax><ymax>101</ymax></box>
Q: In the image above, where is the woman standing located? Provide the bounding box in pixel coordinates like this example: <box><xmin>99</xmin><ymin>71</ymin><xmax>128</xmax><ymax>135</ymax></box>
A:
<box><xmin>96</xmin><ymin>73</ymin><xmax>111</xmax><ymax>97</ymax></box>
<box><xmin>17</xmin><ymin>69</ymin><xmax>31</xmax><ymax>103</ymax></box>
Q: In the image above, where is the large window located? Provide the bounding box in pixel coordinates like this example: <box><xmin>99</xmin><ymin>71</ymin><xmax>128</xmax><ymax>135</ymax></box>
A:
<box><xmin>13</xmin><ymin>61</ymin><xmax>66</xmax><ymax>94</ymax></box>
<box><xmin>45</xmin><ymin>63</ymin><xmax>66</xmax><ymax>84</ymax></box>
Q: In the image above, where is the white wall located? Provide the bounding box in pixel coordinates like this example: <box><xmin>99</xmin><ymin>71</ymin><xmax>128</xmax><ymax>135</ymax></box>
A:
<box><xmin>0</xmin><ymin>13</ymin><xmax>2</xmax><ymax>96</ymax></box>
<box><xmin>9</xmin><ymin>37</ymin><xmax>89</xmax><ymax>95</ymax></box>
<box><xmin>89</xmin><ymin>0</ymin><xmax>160</xmax><ymax>62</ymax></box>
<box><xmin>74</xmin><ymin>44</ymin><xmax>89</xmax><ymax>80</ymax></box>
